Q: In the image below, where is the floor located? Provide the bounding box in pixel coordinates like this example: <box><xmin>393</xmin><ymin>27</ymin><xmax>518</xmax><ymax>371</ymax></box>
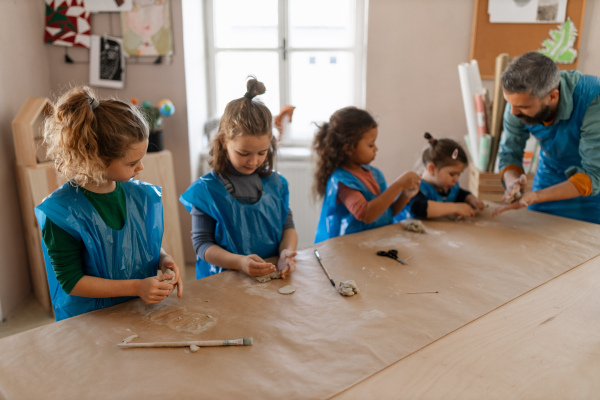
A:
<box><xmin>0</xmin><ymin>264</ymin><xmax>196</xmax><ymax>339</ymax></box>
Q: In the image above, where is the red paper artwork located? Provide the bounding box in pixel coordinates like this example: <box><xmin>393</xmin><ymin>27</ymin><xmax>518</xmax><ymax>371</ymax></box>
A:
<box><xmin>45</xmin><ymin>0</ymin><xmax>91</xmax><ymax>48</ymax></box>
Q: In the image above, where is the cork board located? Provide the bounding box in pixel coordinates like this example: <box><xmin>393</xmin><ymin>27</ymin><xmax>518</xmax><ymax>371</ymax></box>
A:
<box><xmin>470</xmin><ymin>0</ymin><xmax>587</xmax><ymax>79</ymax></box>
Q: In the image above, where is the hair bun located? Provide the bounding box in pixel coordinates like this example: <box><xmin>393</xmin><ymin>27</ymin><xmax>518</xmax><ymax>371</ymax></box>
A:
<box><xmin>245</xmin><ymin>76</ymin><xmax>266</xmax><ymax>100</ymax></box>
<box><xmin>424</xmin><ymin>132</ymin><xmax>437</xmax><ymax>146</ymax></box>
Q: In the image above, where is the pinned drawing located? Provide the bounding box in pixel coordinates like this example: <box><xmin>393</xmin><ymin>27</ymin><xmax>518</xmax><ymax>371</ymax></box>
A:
<box><xmin>121</xmin><ymin>0</ymin><xmax>173</xmax><ymax>56</ymax></box>
<box><xmin>44</xmin><ymin>0</ymin><xmax>91</xmax><ymax>48</ymax></box>
<box><xmin>538</xmin><ymin>17</ymin><xmax>578</xmax><ymax>64</ymax></box>
<box><xmin>90</xmin><ymin>35</ymin><xmax>126</xmax><ymax>89</ymax></box>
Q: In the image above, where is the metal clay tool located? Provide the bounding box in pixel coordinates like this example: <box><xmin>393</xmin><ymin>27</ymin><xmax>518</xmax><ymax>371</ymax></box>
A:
<box><xmin>314</xmin><ymin>249</ymin><xmax>335</xmax><ymax>287</ymax></box>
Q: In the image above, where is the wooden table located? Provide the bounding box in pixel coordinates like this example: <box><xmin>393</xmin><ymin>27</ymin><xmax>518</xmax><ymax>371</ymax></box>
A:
<box><xmin>1</xmin><ymin>207</ymin><xmax>598</xmax><ymax>399</ymax></box>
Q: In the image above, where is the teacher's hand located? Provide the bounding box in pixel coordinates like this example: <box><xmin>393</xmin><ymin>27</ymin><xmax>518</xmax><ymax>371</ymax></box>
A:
<box><xmin>501</xmin><ymin>174</ymin><xmax>528</xmax><ymax>203</ymax></box>
<box><xmin>492</xmin><ymin>191</ymin><xmax>537</xmax><ymax>217</ymax></box>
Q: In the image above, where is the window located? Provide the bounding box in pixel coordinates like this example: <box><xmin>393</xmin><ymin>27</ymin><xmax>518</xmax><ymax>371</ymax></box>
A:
<box><xmin>204</xmin><ymin>0</ymin><xmax>368</xmax><ymax>145</ymax></box>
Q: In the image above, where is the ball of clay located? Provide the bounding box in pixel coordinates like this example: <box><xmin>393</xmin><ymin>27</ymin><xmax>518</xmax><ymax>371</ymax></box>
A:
<box><xmin>338</xmin><ymin>280</ymin><xmax>359</xmax><ymax>296</ymax></box>
<box><xmin>278</xmin><ymin>285</ymin><xmax>296</xmax><ymax>295</ymax></box>
<box><xmin>404</xmin><ymin>220</ymin><xmax>426</xmax><ymax>233</ymax></box>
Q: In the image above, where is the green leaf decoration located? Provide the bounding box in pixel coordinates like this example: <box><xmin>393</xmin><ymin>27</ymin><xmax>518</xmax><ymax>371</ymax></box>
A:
<box><xmin>538</xmin><ymin>17</ymin><xmax>578</xmax><ymax>64</ymax></box>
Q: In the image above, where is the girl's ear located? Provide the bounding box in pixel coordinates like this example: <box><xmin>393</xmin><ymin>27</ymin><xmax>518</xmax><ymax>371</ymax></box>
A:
<box><xmin>343</xmin><ymin>143</ymin><xmax>353</xmax><ymax>157</ymax></box>
<box><xmin>219</xmin><ymin>137</ymin><xmax>226</xmax><ymax>149</ymax></box>
<box><xmin>426</xmin><ymin>162</ymin><xmax>437</xmax><ymax>176</ymax></box>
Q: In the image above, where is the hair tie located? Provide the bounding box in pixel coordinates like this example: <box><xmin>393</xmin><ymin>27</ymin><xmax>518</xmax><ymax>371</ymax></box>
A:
<box><xmin>452</xmin><ymin>148</ymin><xmax>458</xmax><ymax>159</ymax></box>
<box><xmin>91</xmin><ymin>98</ymin><xmax>100</xmax><ymax>110</ymax></box>
<box><xmin>243</xmin><ymin>92</ymin><xmax>254</xmax><ymax>100</ymax></box>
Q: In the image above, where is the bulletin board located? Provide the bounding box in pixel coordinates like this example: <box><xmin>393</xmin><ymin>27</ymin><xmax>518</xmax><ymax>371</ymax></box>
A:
<box><xmin>470</xmin><ymin>0</ymin><xmax>586</xmax><ymax>79</ymax></box>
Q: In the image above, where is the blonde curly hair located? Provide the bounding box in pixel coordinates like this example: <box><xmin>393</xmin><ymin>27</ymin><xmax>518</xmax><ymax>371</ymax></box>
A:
<box><xmin>44</xmin><ymin>86</ymin><xmax>148</xmax><ymax>187</ymax></box>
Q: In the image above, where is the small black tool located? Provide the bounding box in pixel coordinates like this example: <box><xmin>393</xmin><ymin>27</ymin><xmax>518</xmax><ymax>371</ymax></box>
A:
<box><xmin>376</xmin><ymin>249</ymin><xmax>408</xmax><ymax>265</ymax></box>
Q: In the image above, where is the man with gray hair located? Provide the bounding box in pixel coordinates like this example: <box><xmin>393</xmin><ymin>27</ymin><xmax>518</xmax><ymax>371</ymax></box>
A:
<box><xmin>493</xmin><ymin>51</ymin><xmax>600</xmax><ymax>224</ymax></box>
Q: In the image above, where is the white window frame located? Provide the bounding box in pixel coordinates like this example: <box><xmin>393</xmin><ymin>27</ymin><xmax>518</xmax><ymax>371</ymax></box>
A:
<box><xmin>203</xmin><ymin>0</ymin><xmax>369</xmax><ymax>147</ymax></box>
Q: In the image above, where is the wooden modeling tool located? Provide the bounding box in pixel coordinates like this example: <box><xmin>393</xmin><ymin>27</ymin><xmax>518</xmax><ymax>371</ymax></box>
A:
<box><xmin>118</xmin><ymin>336</ymin><xmax>253</xmax><ymax>349</ymax></box>
<box><xmin>314</xmin><ymin>249</ymin><xmax>335</xmax><ymax>287</ymax></box>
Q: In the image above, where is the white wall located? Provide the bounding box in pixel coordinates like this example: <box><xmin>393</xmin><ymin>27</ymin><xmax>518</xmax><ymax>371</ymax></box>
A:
<box><xmin>366</xmin><ymin>0</ymin><xmax>600</xmax><ymax>185</ymax></box>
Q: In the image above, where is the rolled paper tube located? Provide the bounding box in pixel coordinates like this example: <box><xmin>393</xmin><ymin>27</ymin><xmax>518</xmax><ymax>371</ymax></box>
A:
<box><xmin>478</xmin><ymin>134</ymin><xmax>492</xmax><ymax>172</ymax></box>
<box><xmin>458</xmin><ymin>63</ymin><xmax>479</xmax><ymax>162</ymax></box>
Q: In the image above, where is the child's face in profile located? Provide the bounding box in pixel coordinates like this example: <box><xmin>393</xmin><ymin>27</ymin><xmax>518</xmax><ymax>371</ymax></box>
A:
<box><xmin>350</xmin><ymin>127</ymin><xmax>378</xmax><ymax>166</ymax></box>
<box><xmin>104</xmin><ymin>140</ymin><xmax>148</xmax><ymax>183</ymax></box>
<box><xmin>224</xmin><ymin>132</ymin><xmax>271</xmax><ymax>175</ymax></box>
<box><xmin>428</xmin><ymin>162</ymin><xmax>466</xmax><ymax>191</ymax></box>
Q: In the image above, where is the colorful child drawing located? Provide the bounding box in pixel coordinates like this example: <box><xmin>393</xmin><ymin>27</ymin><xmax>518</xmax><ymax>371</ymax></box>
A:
<box><xmin>121</xmin><ymin>0</ymin><xmax>173</xmax><ymax>56</ymax></box>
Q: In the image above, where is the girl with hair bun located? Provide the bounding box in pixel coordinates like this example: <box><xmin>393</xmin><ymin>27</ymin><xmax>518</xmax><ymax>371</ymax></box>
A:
<box><xmin>180</xmin><ymin>76</ymin><xmax>297</xmax><ymax>280</ymax></box>
<box><xmin>36</xmin><ymin>86</ymin><xmax>183</xmax><ymax>321</ymax></box>
<box><xmin>398</xmin><ymin>132</ymin><xmax>485</xmax><ymax>220</ymax></box>
<box><xmin>312</xmin><ymin>106</ymin><xmax>421</xmax><ymax>243</ymax></box>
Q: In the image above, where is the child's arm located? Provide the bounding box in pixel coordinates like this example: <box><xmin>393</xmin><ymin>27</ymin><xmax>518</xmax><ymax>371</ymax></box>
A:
<box><xmin>204</xmin><ymin>245</ymin><xmax>277</xmax><ymax>277</ymax></box>
<box><xmin>69</xmin><ymin>275</ymin><xmax>174</xmax><ymax>304</ymax></box>
<box><xmin>277</xmin><ymin>228</ymin><xmax>298</xmax><ymax>279</ymax></box>
<box><xmin>361</xmin><ymin>171</ymin><xmax>421</xmax><ymax>223</ymax></box>
<box><xmin>425</xmin><ymin>201</ymin><xmax>477</xmax><ymax>218</ymax></box>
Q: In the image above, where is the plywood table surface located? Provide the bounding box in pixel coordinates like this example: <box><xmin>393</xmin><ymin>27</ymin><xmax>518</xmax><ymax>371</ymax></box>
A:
<box><xmin>0</xmin><ymin>207</ymin><xmax>598</xmax><ymax>399</ymax></box>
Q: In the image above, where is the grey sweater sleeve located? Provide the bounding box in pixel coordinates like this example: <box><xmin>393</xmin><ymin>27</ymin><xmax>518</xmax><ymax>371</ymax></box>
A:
<box><xmin>191</xmin><ymin>206</ymin><xmax>217</xmax><ymax>261</ymax></box>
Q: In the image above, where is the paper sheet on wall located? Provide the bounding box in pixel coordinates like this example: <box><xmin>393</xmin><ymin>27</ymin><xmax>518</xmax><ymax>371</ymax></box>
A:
<box><xmin>488</xmin><ymin>0</ymin><xmax>567</xmax><ymax>24</ymax></box>
<box><xmin>90</xmin><ymin>35</ymin><xmax>126</xmax><ymax>89</ymax></box>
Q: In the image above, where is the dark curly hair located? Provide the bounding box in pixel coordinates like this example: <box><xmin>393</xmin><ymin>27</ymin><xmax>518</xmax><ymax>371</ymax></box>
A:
<box><xmin>312</xmin><ymin>106</ymin><xmax>377</xmax><ymax>198</ymax></box>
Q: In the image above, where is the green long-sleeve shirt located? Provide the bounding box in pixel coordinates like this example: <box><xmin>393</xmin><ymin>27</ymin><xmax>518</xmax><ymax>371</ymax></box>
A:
<box><xmin>41</xmin><ymin>183</ymin><xmax>126</xmax><ymax>294</ymax></box>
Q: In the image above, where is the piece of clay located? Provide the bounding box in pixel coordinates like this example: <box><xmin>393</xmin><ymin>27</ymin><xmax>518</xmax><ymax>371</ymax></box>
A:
<box><xmin>162</xmin><ymin>271</ymin><xmax>175</xmax><ymax>284</ymax></box>
<box><xmin>278</xmin><ymin>285</ymin><xmax>296</xmax><ymax>295</ymax></box>
<box><xmin>338</xmin><ymin>280</ymin><xmax>359</xmax><ymax>297</ymax></box>
<box><xmin>190</xmin><ymin>345</ymin><xmax>200</xmax><ymax>353</ymax></box>
<box><xmin>404</xmin><ymin>220</ymin><xmax>426</xmax><ymax>233</ymax></box>
<box><xmin>255</xmin><ymin>271</ymin><xmax>281</xmax><ymax>283</ymax></box>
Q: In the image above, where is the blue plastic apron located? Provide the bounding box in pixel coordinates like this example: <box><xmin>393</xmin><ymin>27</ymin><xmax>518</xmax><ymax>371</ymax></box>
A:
<box><xmin>315</xmin><ymin>165</ymin><xmax>393</xmax><ymax>243</ymax></box>
<box><xmin>35</xmin><ymin>180</ymin><xmax>163</xmax><ymax>321</ymax></box>
<box><xmin>180</xmin><ymin>172</ymin><xmax>289</xmax><ymax>279</ymax></box>
<box><xmin>524</xmin><ymin>75</ymin><xmax>600</xmax><ymax>224</ymax></box>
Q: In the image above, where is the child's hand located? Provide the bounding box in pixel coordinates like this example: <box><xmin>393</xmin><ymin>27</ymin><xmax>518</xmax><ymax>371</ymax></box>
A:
<box><xmin>138</xmin><ymin>277</ymin><xmax>172</xmax><ymax>304</ymax></box>
<box><xmin>465</xmin><ymin>194</ymin><xmax>485</xmax><ymax>212</ymax></box>
<box><xmin>241</xmin><ymin>254</ymin><xmax>277</xmax><ymax>277</ymax></box>
<box><xmin>160</xmin><ymin>254</ymin><xmax>183</xmax><ymax>298</ymax></box>
<box><xmin>277</xmin><ymin>249</ymin><xmax>297</xmax><ymax>279</ymax></box>
<box><xmin>396</xmin><ymin>171</ymin><xmax>421</xmax><ymax>191</ymax></box>
<box><xmin>453</xmin><ymin>203</ymin><xmax>477</xmax><ymax>218</ymax></box>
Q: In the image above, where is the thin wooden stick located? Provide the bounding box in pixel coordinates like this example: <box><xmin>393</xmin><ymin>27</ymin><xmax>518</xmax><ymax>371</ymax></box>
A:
<box><xmin>406</xmin><ymin>291</ymin><xmax>439</xmax><ymax>294</ymax></box>
<box><xmin>118</xmin><ymin>337</ymin><xmax>253</xmax><ymax>348</ymax></box>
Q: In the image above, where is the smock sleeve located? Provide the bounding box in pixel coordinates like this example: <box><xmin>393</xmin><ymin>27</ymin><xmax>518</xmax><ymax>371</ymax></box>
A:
<box><xmin>566</xmin><ymin>95</ymin><xmax>600</xmax><ymax>196</ymax></box>
<box><xmin>498</xmin><ymin>104</ymin><xmax>530</xmax><ymax>173</ymax></box>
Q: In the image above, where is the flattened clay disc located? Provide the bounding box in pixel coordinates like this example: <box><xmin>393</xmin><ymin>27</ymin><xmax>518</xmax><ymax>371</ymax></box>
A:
<box><xmin>278</xmin><ymin>285</ymin><xmax>296</xmax><ymax>295</ymax></box>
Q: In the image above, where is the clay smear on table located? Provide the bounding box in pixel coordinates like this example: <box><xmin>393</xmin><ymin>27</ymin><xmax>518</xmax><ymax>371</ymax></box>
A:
<box><xmin>133</xmin><ymin>304</ymin><xmax>216</xmax><ymax>334</ymax></box>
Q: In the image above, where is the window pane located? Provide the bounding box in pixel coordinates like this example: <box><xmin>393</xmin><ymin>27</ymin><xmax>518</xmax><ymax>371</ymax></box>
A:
<box><xmin>214</xmin><ymin>51</ymin><xmax>280</xmax><ymax>117</ymax></box>
<box><xmin>213</xmin><ymin>0</ymin><xmax>278</xmax><ymax>48</ymax></box>
<box><xmin>288</xmin><ymin>0</ymin><xmax>355</xmax><ymax>48</ymax></box>
<box><xmin>288</xmin><ymin>51</ymin><xmax>354</xmax><ymax>141</ymax></box>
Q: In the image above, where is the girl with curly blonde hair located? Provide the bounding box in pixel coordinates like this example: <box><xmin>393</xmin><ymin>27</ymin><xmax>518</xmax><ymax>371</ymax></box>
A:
<box><xmin>36</xmin><ymin>86</ymin><xmax>182</xmax><ymax>321</ymax></box>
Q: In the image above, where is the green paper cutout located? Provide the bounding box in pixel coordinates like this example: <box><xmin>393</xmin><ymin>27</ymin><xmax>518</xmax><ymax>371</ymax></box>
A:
<box><xmin>538</xmin><ymin>17</ymin><xmax>578</xmax><ymax>64</ymax></box>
